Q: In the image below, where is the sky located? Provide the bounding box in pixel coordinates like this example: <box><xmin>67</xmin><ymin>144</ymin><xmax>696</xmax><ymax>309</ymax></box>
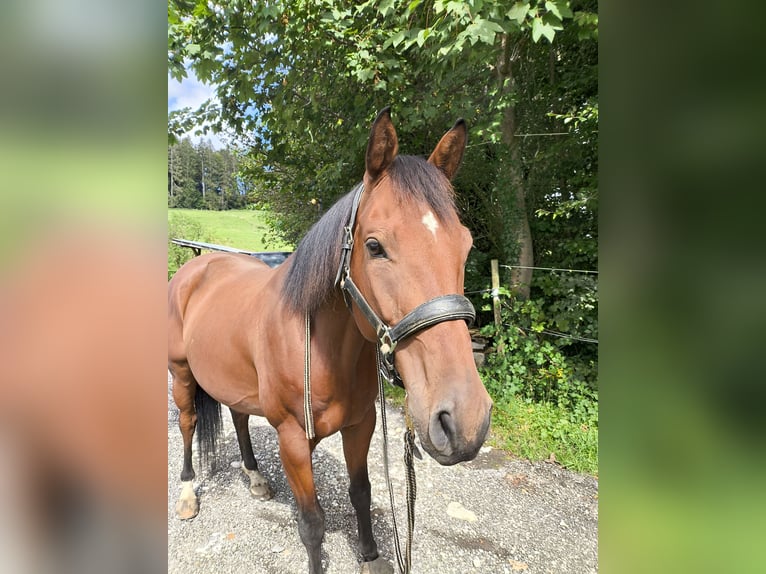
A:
<box><xmin>167</xmin><ymin>69</ymin><xmax>228</xmax><ymax>150</ymax></box>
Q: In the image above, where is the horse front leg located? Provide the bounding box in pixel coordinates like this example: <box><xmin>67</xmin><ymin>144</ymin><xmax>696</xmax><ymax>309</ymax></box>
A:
<box><xmin>341</xmin><ymin>408</ymin><xmax>393</xmax><ymax>574</ymax></box>
<box><xmin>277</xmin><ymin>423</ymin><xmax>325</xmax><ymax>574</ymax></box>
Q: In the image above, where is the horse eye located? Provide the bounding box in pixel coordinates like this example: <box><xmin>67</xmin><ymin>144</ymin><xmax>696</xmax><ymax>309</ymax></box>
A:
<box><xmin>365</xmin><ymin>239</ymin><xmax>386</xmax><ymax>259</ymax></box>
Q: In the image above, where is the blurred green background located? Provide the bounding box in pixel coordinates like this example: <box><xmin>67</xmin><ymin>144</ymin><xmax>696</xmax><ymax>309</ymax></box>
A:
<box><xmin>0</xmin><ymin>0</ymin><xmax>165</xmax><ymax>266</ymax></box>
<box><xmin>601</xmin><ymin>1</ymin><xmax>766</xmax><ymax>572</ymax></box>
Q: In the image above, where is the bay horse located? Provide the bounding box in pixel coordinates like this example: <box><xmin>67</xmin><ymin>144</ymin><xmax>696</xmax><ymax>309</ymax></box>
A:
<box><xmin>168</xmin><ymin>108</ymin><xmax>493</xmax><ymax>574</ymax></box>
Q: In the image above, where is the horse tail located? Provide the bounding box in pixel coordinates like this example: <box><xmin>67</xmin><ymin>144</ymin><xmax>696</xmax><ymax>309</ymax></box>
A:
<box><xmin>194</xmin><ymin>385</ymin><xmax>222</xmax><ymax>469</ymax></box>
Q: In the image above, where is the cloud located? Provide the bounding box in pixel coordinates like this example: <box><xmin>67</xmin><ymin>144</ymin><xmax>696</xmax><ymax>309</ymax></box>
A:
<box><xmin>167</xmin><ymin>71</ymin><xmax>216</xmax><ymax>111</ymax></box>
<box><xmin>168</xmin><ymin>69</ymin><xmax>228</xmax><ymax>150</ymax></box>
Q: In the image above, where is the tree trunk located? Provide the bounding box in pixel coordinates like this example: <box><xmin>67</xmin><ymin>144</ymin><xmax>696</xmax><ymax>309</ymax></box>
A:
<box><xmin>499</xmin><ymin>34</ymin><xmax>534</xmax><ymax>299</ymax></box>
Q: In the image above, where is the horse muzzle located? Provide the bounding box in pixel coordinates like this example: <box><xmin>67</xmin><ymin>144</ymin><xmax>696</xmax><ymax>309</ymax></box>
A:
<box><xmin>417</xmin><ymin>399</ymin><xmax>492</xmax><ymax>466</ymax></box>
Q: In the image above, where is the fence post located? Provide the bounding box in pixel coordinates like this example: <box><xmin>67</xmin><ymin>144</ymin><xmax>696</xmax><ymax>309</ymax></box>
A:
<box><xmin>490</xmin><ymin>259</ymin><xmax>501</xmax><ymax>328</ymax></box>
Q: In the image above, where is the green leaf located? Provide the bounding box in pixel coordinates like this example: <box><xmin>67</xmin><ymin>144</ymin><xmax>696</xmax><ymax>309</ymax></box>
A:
<box><xmin>555</xmin><ymin>0</ymin><xmax>574</xmax><ymax>19</ymax></box>
<box><xmin>386</xmin><ymin>29</ymin><xmax>407</xmax><ymax>49</ymax></box>
<box><xmin>186</xmin><ymin>43</ymin><xmax>201</xmax><ymax>55</ymax></box>
<box><xmin>378</xmin><ymin>0</ymin><xmax>395</xmax><ymax>17</ymax></box>
<box><xmin>415</xmin><ymin>28</ymin><xmax>430</xmax><ymax>47</ymax></box>
<box><xmin>506</xmin><ymin>2</ymin><xmax>529</xmax><ymax>24</ymax></box>
<box><xmin>464</xmin><ymin>19</ymin><xmax>504</xmax><ymax>45</ymax></box>
<box><xmin>446</xmin><ymin>1</ymin><xmax>467</xmax><ymax>16</ymax></box>
<box><xmin>357</xmin><ymin>68</ymin><xmax>376</xmax><ymax>81</ymax></box>
<box><xmin>407</xmin><ymin>0</ymin><xmax>423</xmax><ymax>14</ymax></box>
<box><xmin>545</xmin><ymin>1</ymin><xmax>561</xmax><ymax>19</ymax></box>
<box><xmin>542</xmin><ymin>11</ymin><xmax>564</xmax><ymax>30</ymax></box>
<box><xmin>531</xmin><ymin>18</ymin><xmax>556</xmax><ymax>43</ymax></box>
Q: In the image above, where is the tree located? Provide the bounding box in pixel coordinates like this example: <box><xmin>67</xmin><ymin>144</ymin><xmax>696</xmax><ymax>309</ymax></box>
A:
<box><xmin>167</xmin><ymin>138</ymin><xmax>249</xmax><ymax>210</ymax></box>
<box><xmin>169</xmin><ymin>0</ymin><xmax>596</xmax><ymax>268</ymax></box>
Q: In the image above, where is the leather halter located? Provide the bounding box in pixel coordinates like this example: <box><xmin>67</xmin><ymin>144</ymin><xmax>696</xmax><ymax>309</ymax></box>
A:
<box><xmin>334</xmin><ymin>184</ymin><xmax>476</xmax><ymax>388</ymax></box>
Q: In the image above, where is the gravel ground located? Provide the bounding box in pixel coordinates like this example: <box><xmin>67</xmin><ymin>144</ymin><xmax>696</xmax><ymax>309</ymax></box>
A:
<box><xmin>168</xmin><ymin>377</ymin><xmax>598</xmax><ymax>574</ymax></box>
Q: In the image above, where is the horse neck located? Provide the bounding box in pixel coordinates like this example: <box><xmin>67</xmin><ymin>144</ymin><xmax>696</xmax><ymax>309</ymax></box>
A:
<box><xmin>311</xmin><ymin>290</ymin><xmax>370</xmax><ymax>365</ymax></box>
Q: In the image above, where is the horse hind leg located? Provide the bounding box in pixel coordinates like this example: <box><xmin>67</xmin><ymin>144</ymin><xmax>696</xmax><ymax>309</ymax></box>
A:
<box><xmin>229</xmin><ymin>408</ymin><xmax>273</xmax><ymax>500</ymax></box>
<box><xmin>170</xmin><ymin>364</ymin><xmax>200</xmax><ymax>520</ymax></box>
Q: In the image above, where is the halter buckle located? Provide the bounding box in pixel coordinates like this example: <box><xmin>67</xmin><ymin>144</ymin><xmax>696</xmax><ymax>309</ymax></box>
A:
<box><xmin>378</xmin><ymin>328</ymin><xmax>397</xmax><ymax>357</ymax></box>
<box><xmin>334</xmin><ymin>225</ymin><xmax>355</xmax><ymax>297</ymax></box>
<box><xmin>378</xmin><ymin>329</ymin><xmax>404</xmax><ymax>389</ymax></box>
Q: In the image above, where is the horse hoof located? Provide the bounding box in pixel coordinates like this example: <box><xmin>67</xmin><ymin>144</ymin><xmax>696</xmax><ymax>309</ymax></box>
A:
<box><xmin>249</xmin><ymin>483</ymin><xmax>274</xmax><ymax>501</ymax></box>
<box><xmin>360</xmin><ymin>557</ymin><xmax>394</xmax><ymax>574</ymax></box>
<box><xmin>175</xmin><ymin>497</ymin><xmax>199</xmax><ymax>520</ymax></box>
<box><xmin>243</xmin><ymin>467</ymin><xmax>274</xmax><ymax>501</ymax></box>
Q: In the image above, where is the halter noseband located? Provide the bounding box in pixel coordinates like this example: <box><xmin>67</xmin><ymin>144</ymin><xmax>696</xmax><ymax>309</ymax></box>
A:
<box><xmin>334</xmin><ymin>184</ymin><xmax>476</xmax><ymax>388</ymax></box>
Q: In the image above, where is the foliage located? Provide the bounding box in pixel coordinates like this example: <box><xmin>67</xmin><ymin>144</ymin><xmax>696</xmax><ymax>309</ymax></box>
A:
<box><xmin>167</xmin><ymin>212</ymin><xmax>215</xmax><ymax>279</ymax></box>
<box><xmin>479</xmin><ymin>292</ymin><xmax>598</xmax><ymax>473</ymax></box>
<box><xmin>480</xmin><ymin>293</ymin><xmax>597</xmax><ymax>406</ymax></box>
<box><xmin>168</xmin><ymin>0</ymin><xmax>598</xmax><ymax>246</ymax></box>
<box><xmin>533</xmin><ymin>271</ymin><xmax>597</xmax><ymax>385</ymax></box>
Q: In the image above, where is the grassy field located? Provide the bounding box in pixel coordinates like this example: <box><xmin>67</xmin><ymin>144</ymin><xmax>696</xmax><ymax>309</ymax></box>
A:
<box><xmin>168</xmin><ymin>208</ymin><xmax>292</xmax><ymax>252</ymax></box>
<box><xmin>167</xmin><ymin>208</ymin><xmax>292</xmax><ymax>279</ymax></box>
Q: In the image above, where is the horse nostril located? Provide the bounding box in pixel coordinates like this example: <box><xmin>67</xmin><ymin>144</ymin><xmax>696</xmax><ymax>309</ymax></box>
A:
<box><xmin>429</xmin><ymin>410</ymin><xmax>455</xmax><ymax>452</ymax></box>
<box><xmin>439</xmin><ymin>411</ymin><xmax>456</xmax><ymax>439</ymax></box>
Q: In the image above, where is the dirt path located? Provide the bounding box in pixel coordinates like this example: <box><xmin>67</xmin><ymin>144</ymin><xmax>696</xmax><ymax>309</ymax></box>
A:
<box><xmin>168</xmin><ymin>379</ymin><xmax>598</xmax><ymax>574</ymax></box>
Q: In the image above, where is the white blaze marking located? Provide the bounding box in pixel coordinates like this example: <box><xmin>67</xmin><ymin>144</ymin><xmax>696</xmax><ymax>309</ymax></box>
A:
<box><xmin>422</xmin><ymin>211</ymin><xmax>439</xmax><ymax>238</ymax></box>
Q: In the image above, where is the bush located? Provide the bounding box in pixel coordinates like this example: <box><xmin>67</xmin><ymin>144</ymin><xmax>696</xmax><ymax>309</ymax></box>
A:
<box><xmin>481</xmin><ymin>295</ymin><xmax>597</xmax><ymax>413</ymax></box>
<box><xmin>479</xmin><ymin>293</ymin><xmax>598</xmax><ymax>473</ymax></box>
<box><xmin>533</xmin><ymin>271</ymin><xmax>598</xmax><ymax>389</ymax></box>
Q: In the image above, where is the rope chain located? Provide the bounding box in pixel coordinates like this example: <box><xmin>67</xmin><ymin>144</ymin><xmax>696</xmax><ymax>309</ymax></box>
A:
<box><xmin>377</xmin><ymin>346</ymin><xmax>417</xmax><ymax>574</ymax></box>
<box><xmin>303</xmin><ymin>312</ymin><xmax>315</xmax><ymax>440</ymax></box>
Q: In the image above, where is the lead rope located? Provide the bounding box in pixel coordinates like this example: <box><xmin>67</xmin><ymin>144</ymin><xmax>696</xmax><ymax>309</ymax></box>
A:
<box><xmin>377</xmin><ymin>347</ymin><xmax>417</xmax><ymax>574</ymax></box>
<box><xmin>303</xmin><ymin>312</ymin><xmax>315</xmax><ymax>440</ymax></box>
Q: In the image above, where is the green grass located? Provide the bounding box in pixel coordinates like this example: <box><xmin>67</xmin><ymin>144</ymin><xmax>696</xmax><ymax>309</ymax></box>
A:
<box><xmin>487</xmin><ymin>396</ymin><xmax>598</xmax><ymax>475</ymax></box>
<box><xmin>168</xmin><ymin>208</ymin><xmax>292</xmax><ymax>252</ymax></box>
<box><xmin>167</xmin><ymin>208</ymin><xmax>293</xmax><ymax>279</ymax></box>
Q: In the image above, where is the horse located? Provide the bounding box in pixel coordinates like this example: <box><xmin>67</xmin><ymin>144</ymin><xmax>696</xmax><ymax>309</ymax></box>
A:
<box><xmin>167</xmin><ymin>108</ymin><xmax>493</xmax><ymax>574</ymax></box>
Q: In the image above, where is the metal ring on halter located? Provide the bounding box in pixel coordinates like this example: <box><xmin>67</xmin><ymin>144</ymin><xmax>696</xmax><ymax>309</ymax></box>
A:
<box><xmin>378</xmin><ymin>327</ymin><xmax>397</xmax><ymax>356</ymax></box>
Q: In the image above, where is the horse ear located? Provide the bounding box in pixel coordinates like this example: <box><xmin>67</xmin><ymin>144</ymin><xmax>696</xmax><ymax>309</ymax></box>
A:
<box><xmin>365</xmin><ymin>107</ymin><xmax>398</xmax><ymax>183</ymax></box>
<box><xmin>428</xmin><ymin>119</ymin><xmax>467</xmax><ymax>180</ymax></box>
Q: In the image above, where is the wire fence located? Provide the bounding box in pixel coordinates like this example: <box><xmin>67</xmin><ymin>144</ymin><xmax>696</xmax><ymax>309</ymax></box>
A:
<box><xmin>541</xmin><ymin>329</ymin><xmax>598</xmax><ymax>344</ymax></box>
<box><xmin>468</xmin><ymin>260</ymin><xmax>598</xmax><ymax>345</ymax></box>
<box><xmin>499</xmin><ymin>264</ymin><xmax>598</xmax><ymax>275</ymax></box>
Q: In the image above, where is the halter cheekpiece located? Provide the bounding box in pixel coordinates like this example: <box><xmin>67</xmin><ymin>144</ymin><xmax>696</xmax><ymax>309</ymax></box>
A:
<box><xmin>333</xmin><ymin>184</ymin><xmax>476</xmax><ymax>388</ymax></box>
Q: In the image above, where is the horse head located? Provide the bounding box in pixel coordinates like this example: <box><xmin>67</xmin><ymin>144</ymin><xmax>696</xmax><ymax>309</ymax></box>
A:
<box><xmin>348</xmin><ymin>108</ymin><xmax>492</xmax><ymax>465</ymax></box>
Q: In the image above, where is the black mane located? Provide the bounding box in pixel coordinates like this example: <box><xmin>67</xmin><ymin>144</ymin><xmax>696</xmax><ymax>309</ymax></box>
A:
<box><xmin>281</xmin><ymin>155</ymin><xmax>456</xmax><ymax>316</ymax></box>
